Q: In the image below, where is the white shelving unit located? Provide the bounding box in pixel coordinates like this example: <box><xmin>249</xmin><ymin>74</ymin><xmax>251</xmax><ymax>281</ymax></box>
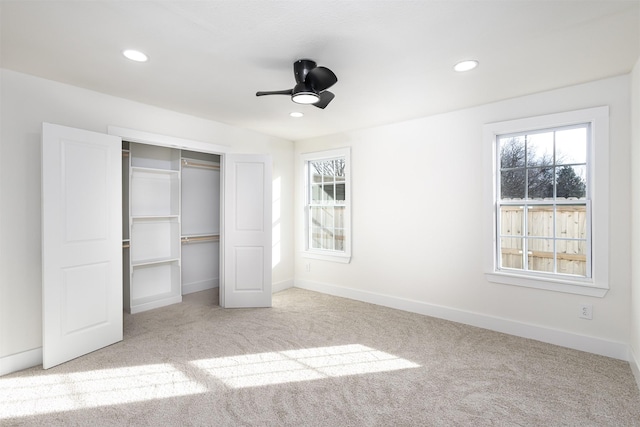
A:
<box><xmin>122</xmin><ymin>144</ymin><xmax>221</xmax><ymax>313</ymax></box>
<box><xmin>125</xmin><ymin>143</ymin><xmax>182</xmax><ymax>314</ymax></box>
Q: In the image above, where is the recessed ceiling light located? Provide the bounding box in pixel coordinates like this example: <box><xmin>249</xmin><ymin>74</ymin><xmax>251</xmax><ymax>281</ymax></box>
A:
<box><xmin>454</xmin><ymin>60</ymin><xmax>478</xmax><ymax>72</ymax></box>
<box><xmin>290</xmin><ymin>112</ymin><xmax>304</xmax><ymax>118</ymax></box>
<box><xmin>122</xmin><ymin>49</ymin><xmax>148</xmax><ymax>62</ymax></box>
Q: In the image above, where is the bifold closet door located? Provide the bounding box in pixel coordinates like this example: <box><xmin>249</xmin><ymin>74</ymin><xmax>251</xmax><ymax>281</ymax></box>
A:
<box><xmin>42</xmin><ymin>123</ymin><xmax>123</xmax><ymax>369</ymax></box>
<box><xmin>222</xmin><ymin>154</ymin><xmax>272</xmax><ymax>308</ymax></box>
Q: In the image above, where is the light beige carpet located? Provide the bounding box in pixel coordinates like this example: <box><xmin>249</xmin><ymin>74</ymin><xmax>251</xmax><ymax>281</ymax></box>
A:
<box><xmin>2</xmin><ymin>288</ymin><xmax>640</xmax><ymax>426</ymax></box>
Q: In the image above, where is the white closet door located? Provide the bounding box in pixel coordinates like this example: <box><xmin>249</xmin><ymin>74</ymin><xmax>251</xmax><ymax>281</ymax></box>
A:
<box><xmin>222</xmin><ymin>154</ymin><xmax>272</xmax><ymax>308</ymax></box>
<box><xmin>42</xmin><ymin>123</ymin><xmax>123</xmax><ymax>369</ymax></box>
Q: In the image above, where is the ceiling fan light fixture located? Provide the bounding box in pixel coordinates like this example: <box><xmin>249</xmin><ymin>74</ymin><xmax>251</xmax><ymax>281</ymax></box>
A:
<box><xmin>291</xmin><ymin>92</ymin><xmax>320</xmax><ymax>104</ymax></box>
<box><xmin>256</xmin><ymin>59</ymin><xmax>337</xmax><ymax>109</ymax></box>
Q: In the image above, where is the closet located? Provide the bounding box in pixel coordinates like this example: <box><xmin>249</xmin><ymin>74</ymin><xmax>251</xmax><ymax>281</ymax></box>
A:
<box><xmin>42</xmin><ymin>122</ymin><xmax>271</xmax><ymax>368</ymax></box>
<box><xmin>122</xmin><ymin>142</ymin><xmax>220</xmax><ymax>314</ymax></box>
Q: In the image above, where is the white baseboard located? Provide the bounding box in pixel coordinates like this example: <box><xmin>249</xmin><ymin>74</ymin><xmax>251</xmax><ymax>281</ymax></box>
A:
<box><xmin>0</xmin><ymin>348</ymin><xmax>42</xmax><ymax>377</ymax></box>
<box><xmin>182</xmin><ymin>278</ymin><xmax>219</xmax><ymax>295</ymax></box>
<box><xmin>295</xmin><ymin>279</ymin><xmax>629</xmax><ymax>361</ymax></box>
<box><xmin>630</xmin><ymin>347</ymin><xmax>640</xmax><ymax>392</ymax></box>
<box><xmin>273</xmin><ymin>279</ymin><xmax>294</xmax><ymax>294</ymax></box>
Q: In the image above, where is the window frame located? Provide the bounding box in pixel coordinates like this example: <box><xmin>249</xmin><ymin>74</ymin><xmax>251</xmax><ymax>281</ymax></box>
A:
<box><xmin>483</xmin><ymin>107</ymin><xmax>609</xmax><ymax>297</ymax></box>
<box><xmin>301</xmin><ymin>147</ymin><xmax>351</xmax><ymax>263</ymax></box>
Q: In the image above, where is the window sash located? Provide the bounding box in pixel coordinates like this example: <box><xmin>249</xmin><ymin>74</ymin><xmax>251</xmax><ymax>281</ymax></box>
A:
<box><xmin>308</xmin><ymin>205</ymin><xmax>345</xmax><ymax>252</ymax></box>
<box><xmin>496</xmin><ymin>123</ymin><xmax>591</xmax><ymax>279</ymax></box>
<box><xmin>496</xmin><ymin>201</ymin><xmax>591</xmax><ymax>278</ymax></box>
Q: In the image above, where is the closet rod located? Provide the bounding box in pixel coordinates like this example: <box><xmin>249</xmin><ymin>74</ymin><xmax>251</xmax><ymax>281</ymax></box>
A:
<box><xmin>181</xmin><ymin>235</ymin><xmax>219</xmax><ymax>243</ymax></box>
<box><xmin>181</xmin><ymin>159</ymin><xmax>220</xmax><ymax>170</ymax></box>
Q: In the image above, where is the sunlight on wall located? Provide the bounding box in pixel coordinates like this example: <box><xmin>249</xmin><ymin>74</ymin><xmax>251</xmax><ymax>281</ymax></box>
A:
<box><xmin>191</xmin><ymin>344</ymin><xmax>420</xmax><ymax>389</ymax></box>
<box><xmin>0</xmin><ymin>364</ymin><xmax>208</xmax><ymax>419</ymax></box>
<box><xmin>272</xmin><ymin>176</ymin><xmax>281</xmax><ymax>268</ymax></box>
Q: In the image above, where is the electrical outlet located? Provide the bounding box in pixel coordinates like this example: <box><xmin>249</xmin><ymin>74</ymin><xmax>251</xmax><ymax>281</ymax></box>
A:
<box><xmin>579</xmin><ymin>304</ymin><xmax>593</xmax><ymax>320</ymax></box>
<box><xmin>305</xmin><ymin>262</ymin><xmax>311</xmax><ymax>273</ymax></box>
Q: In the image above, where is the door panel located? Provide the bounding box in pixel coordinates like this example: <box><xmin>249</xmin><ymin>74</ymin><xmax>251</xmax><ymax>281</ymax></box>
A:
<box><xmin>62</xmin><ymin>263</ymin><xmax>109</xmax><ymax>334</ymax></box>
<box><xmin>222</xmin><ymin>154</ymin><xmax>272</xmax><ymax>308</ymax></box>
<box><xmin>42</xmin><ymin>123</ymin><xmax>122</xmax><ymax>369</ymax></box>
<box><xmin>235</xmin><ymin>247</ymin><xmax>265</xmax><ymax>291</ymax></box>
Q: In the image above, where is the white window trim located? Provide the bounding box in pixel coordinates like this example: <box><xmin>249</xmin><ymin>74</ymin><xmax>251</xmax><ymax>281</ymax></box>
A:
<box><xmin>483</xmin><ymin>106</ymin><xmax>609</xmax><ymax>297</ymax></box>
<box><xmin>301</xmin><ymin>147</ymin><xmax>351</xmax><ymax>263</ymax></box>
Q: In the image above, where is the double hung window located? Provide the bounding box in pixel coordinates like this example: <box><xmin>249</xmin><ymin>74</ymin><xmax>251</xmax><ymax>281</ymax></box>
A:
<box><xmin>484</xmin><ymin>107</ymin><xmax>609</xmax><ymax>296</ymax></box>
<box><xmin>498</xmin><ymin>124</ymin><xmax>589</xmax><ymax>277</ymax></box>
<box><xmin>301</xmin><ymin>148</ymin><xmax>351</xmax><ymax>263</ymax></box>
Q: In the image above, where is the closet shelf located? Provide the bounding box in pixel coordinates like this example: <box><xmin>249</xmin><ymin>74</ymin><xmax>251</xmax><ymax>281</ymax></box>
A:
<box><xmin>131</xmin><ymin>292</ymin><xmax>182</xmax><ymax>308</ymax></box>
<box><xmin>131</xmin><ymin>165</ymin><xmax>180</xmax><ymax>174</ymax></box>
<box><xmin>181</xmin><ymin>158</ymin><xmax>220</xmax><ymax>170</ymax></box>
<box><xmin>131</xmin><ymin>257</ymin><xmax>180</xmax><ymax>267</ymax></box>
<box><xmin>131</xmin><ymin>215</ymin><xmax>179</xmax><ymax>220</ymax></box>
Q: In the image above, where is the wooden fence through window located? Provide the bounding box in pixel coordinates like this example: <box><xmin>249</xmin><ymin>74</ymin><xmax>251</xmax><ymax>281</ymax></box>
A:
<box><xmin>500</xmin><ymin>205</ymin><xmax>587</xmax><ymax>276</ymax></box>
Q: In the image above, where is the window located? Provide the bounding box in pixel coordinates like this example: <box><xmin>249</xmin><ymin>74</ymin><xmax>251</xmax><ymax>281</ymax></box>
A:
<box><xmin>302</xmin><ymin>148</ymin><xmax>351</xmax><ymax>263</ymax></box>
<box><xmin>498</xmin><ymin>124</ymin><xmax>589</xmax><ymax>276</ymax></box>
<box><xmin>484</xmin><ymin>107</ymin><xmax>609</xmax><ymax>296</ymax></box>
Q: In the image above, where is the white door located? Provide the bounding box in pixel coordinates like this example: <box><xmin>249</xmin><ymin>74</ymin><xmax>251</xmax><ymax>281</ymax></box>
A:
<box><xmin>42</xmin><ymin>123</ymin><xmax>123</xmax><ymax>369</ymax></box>
<box><xmin>221</xmin><ymin>154</ymin><xmax>272</xmax><ymax>308</ymax></box>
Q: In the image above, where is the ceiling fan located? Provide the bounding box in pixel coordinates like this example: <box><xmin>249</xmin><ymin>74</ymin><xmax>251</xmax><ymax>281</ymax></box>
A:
<box><xmin>256</xmin><ymin>59</ymin><xmax>338</xmax><ymax>109</ymax></box>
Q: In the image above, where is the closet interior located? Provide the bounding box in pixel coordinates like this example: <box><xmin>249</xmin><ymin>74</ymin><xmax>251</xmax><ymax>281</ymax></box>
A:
<box><xmin>122</xmin><ymin>142</ymin><xmax>220</xmax><ymax>314</ymax></box>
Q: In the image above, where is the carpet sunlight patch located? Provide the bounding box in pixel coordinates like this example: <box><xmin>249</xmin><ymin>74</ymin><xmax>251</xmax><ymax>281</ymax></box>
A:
<box><xmin>1</xmin><ymin>345</ymin><xmax>420</xmax><ymax>418</ymax></box>
<box><xmin>0</xmin><ymin>364</ymin><xmax>207</xmax><ymax>419</ymax></box>
<box><xmin>191</xmin><ymin>344</ymin><xmax>420</xmax><ymax>388</ymax></box>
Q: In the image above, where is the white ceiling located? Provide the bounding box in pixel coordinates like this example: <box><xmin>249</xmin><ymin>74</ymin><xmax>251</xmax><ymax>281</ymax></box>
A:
<box><xmin>1</xmin><ymin>1</ymin><xmax>638</xmax><ymax>141</ymax></box>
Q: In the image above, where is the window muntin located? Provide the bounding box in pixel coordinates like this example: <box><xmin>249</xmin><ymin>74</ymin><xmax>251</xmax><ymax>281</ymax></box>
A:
<box><xmin>302</xmin><ymin>148</ymin><xmax>351</xmax><ymax>262</ymax></box>
<box><xmin>497</xmin><ymin>124</ymin><xmax>589</xmax><ymax>278</ymax></box>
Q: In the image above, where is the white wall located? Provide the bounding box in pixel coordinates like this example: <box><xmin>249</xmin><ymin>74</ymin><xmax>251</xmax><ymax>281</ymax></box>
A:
<box><xmin>295</xmin><ymin>75</ymin><xmax>632</xmax><ymax>360</ymax></box>
<box><xmin>631</xmin><ymin>58</ymin><xmax>640</xmax><ymax>385</ymax></box>
<box><xmin>0</xmin><ymin>69</ymin><xmax>295</xmax><ymax>371</ymax></box>
<box><xmin>1</xmin><ymin>67</ymin><xmax>634</xmax><ymax>375</ymax></box>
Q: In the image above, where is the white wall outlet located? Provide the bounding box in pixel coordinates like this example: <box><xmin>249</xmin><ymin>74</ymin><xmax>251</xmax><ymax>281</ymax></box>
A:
<box><xmin>305</xmin><ymin>262</ymin><xmax>311</xmax><ymax>273</ymax></box>
<box><xmin>579</xmin><ymin>304</ymin><xmax>593</xmax><ymax>320</ymax></box>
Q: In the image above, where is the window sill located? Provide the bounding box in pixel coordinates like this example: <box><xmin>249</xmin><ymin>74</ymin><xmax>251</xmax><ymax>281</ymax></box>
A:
<box><xmin>485</xmin><ymin>271</ymin><xmax>609</xmax><ymax>297</ymax></box>
<box><xmin>303</xmin><ymin>251</ymin><xmax>351</xmax><ymax>264</ymax></box>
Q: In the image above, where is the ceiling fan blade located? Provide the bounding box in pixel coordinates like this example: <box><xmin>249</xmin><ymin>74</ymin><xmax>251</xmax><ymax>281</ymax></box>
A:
<box><xmin>313</xmin><ymin>91</ymin><xmax>335</xmax><ymax>109</ymax></box>
<box><xmin>293</xmin><ymin>59</ymin><xmax>317</xmax><ymax>84</ymax></box>
<box><xmin>307</xmin><ymin>66</ymin><xmax>337</xmax><ymax>92</ymax></box>
<box><xmin>256</xmin><ymin>89</ymin><xmax>293</xmax><ymax>97</ymax></box>
<box><xmin>293</xmin><ymin>59</ymin><xmax>317</xmax><ymax>83</ymax></box>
